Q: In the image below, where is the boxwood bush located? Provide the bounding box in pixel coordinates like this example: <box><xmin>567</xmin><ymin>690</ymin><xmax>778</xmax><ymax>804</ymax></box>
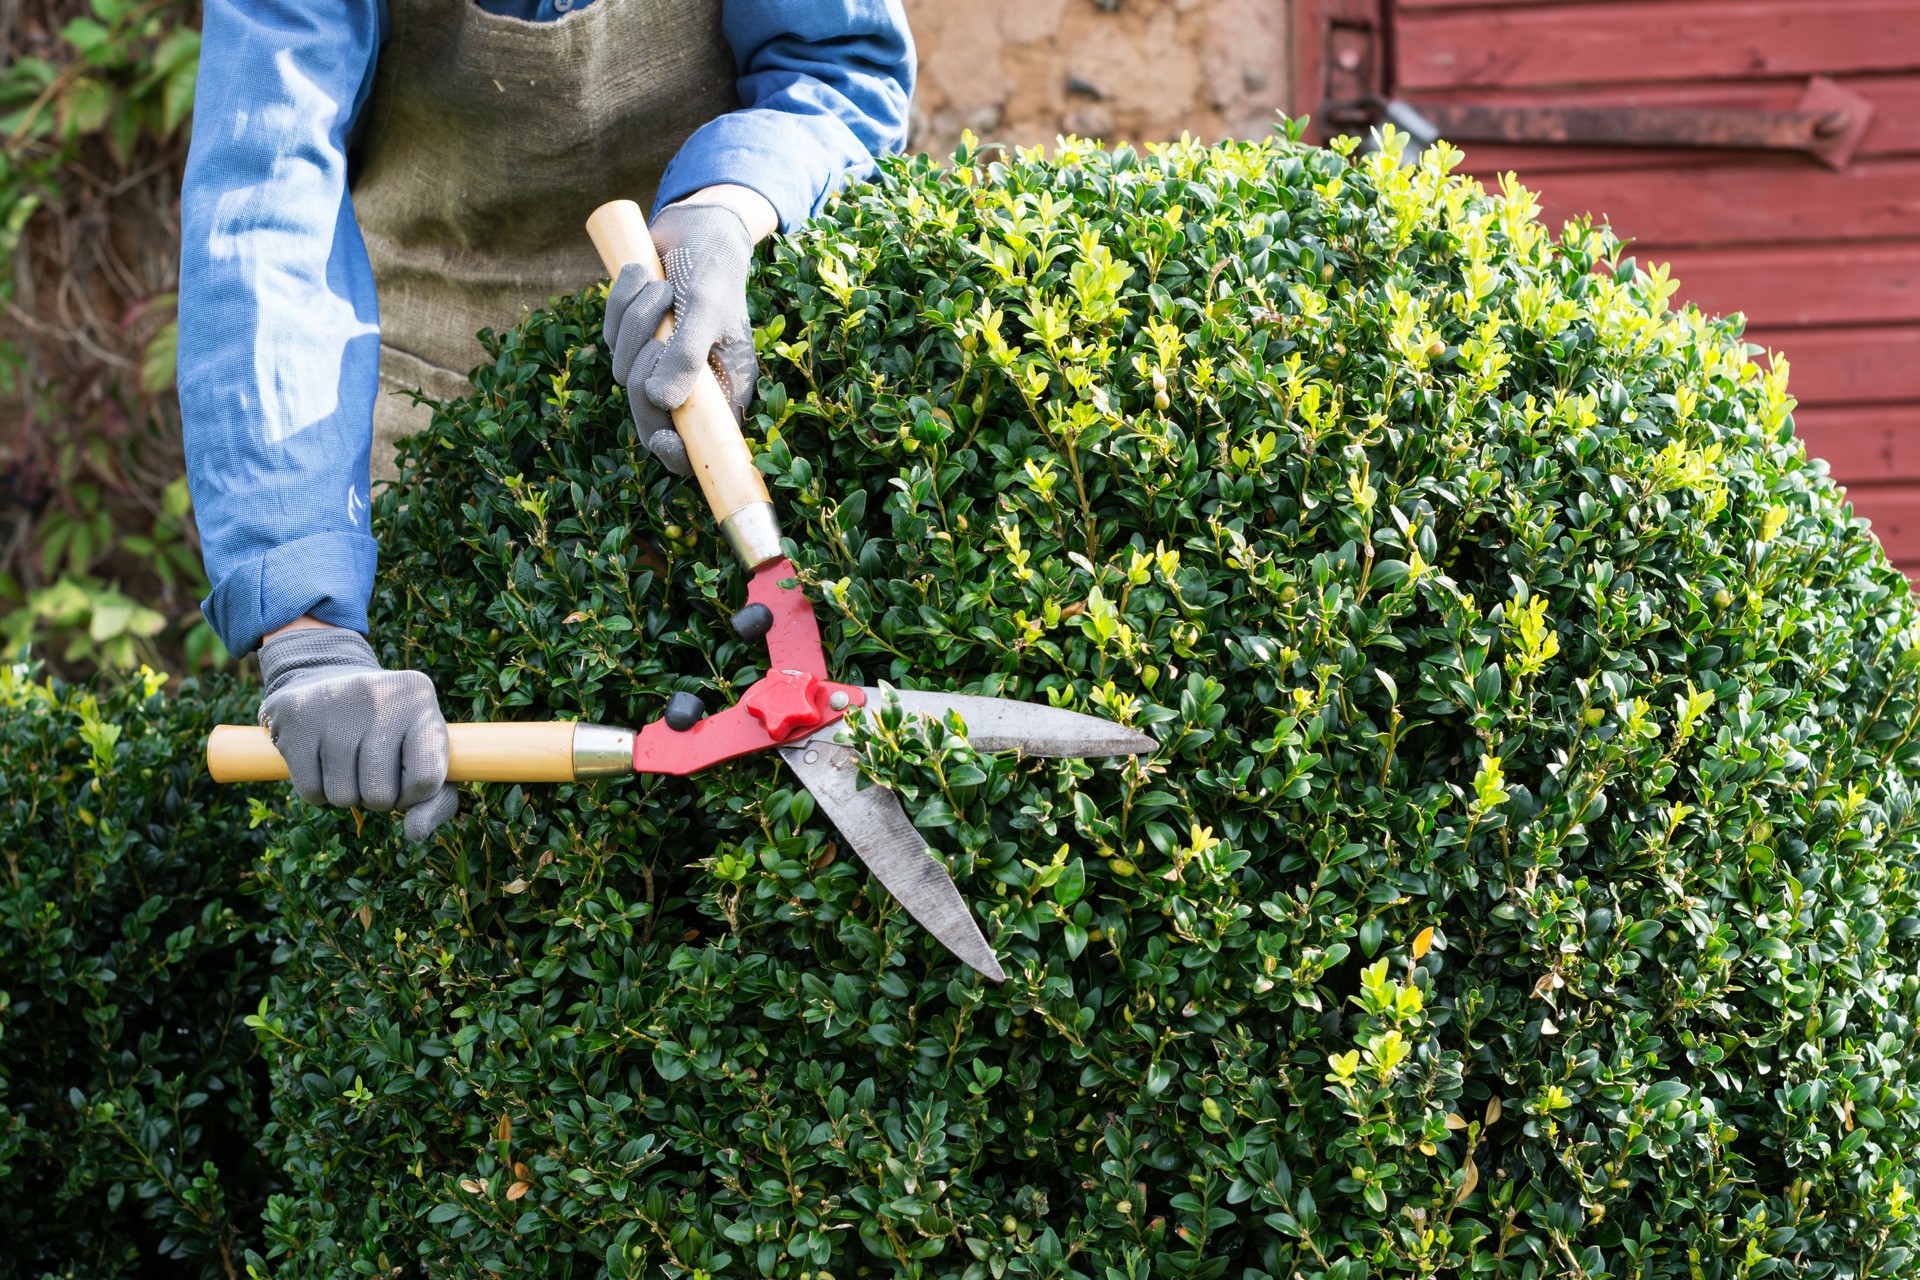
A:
<box><xmin>253</xmin><ymin>127</ymin><xmax>1920</xmax><ymax>1278</ymax></box>
<box><xmin>0</xmin><ymin>666</ymin><xmax>273</xmax><ymax>1278</ymax></box>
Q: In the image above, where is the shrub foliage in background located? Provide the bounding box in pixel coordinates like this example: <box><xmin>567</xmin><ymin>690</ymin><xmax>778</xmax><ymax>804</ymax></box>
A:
<box><xmin>1</xmin><ymin>0</ymin><xmax>225</xmax><ymax>677</ymax></box>
<box><xmin>0</xmin><ymin>666</ymin><xmax>271</xmax><ymax>1278</ymax></box>
<box><xmin>253</xmin><ymin>127</ymin><xmax>1920</xmax><ymax>1278</ymax></box>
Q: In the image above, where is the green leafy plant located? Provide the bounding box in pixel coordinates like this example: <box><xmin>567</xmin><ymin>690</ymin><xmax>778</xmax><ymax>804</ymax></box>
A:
<box><xmin>1</xmin><ymin>474</ymin><xmax>227</xmax><ymax>671</ymax></box>
<box><xmin>2</xmin><ymin>1</ymin><xmax>218</xmax><ymax>680</ymax></box>
<box><xmin>0</xmin><ymin>662</ymin><xmax>274</xmax><ymax>1278</ymax></box>
<box><xmin>2</xmin><ymin>574</ymin><xmax>165</xmax><ymax>668</ymax></box>
<box><xmin>252</xmin><ymin>127</ymin><xmax>1920</xmax><ymax>1277</ymax></box>
<box><xmin>0</xmin><ymin>0</ymin><xmax>197</xmax><ymax>345</ymax></box>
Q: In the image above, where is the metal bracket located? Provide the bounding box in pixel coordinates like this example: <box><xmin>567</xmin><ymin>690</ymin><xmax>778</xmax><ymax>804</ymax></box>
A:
<box><xmin>1295</xmin><ymin>0</ymin><xmax>1387</xmax><ymax>144</ymax></box>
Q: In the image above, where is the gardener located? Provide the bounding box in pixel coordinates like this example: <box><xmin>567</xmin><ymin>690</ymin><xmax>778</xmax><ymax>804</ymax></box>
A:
<box><xmin>178</xmin><ymin>0</ymin><xmax>913</xmax><ymax>839</ymax></box>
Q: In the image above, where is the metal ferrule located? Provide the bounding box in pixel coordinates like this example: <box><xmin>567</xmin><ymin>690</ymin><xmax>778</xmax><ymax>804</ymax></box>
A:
<box><xmin>570</xmin><ymin>723</ymin><xmax>636</xmax><ymax>779</ymax></box>
<box><xmin>720</xmin><ymin>502</ymin><xmax>784</xmax><ymax>569</ymax></box>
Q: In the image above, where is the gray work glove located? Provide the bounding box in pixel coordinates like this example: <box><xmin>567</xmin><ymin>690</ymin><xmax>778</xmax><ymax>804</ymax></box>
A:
<box><xmin>257</xmin><ymin>627</ymin><xmax>459</xmax><ymax>843</ymax></box>
<box><xmin>602</xmin><ymin>201</ymin><xmax>758</xmax><ymax>476</ymax></box>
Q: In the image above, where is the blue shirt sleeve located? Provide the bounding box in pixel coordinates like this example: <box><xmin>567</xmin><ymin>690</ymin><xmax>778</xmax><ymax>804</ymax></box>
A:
<box><xmin>179</xmin><ymin>0</ymin><xmax>386</xmax><ymax>658</ymax></box>
<box><xmin>183</xmin><ymin>0</ymin><xmax>908</xmax><ymax>658</ymax></box>
<box><xmin>655</xmin><ymin>0</ymin><xmax>915</xmax><ymax>231</ymax></box>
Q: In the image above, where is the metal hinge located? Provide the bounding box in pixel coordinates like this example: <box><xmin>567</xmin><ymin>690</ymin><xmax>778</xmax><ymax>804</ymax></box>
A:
<box><xmin>1326</xmin><ymin>76</ymin><xmax>1874</xmax><ymax>171</ymax></box>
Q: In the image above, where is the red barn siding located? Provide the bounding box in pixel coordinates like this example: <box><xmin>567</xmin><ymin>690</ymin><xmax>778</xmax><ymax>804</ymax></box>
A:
<box><xmin>1299</xmin><ymin>0</ymin><xmax>1920</xmax><ymax>577</ymax></box>
<box><xmin>1397</xmin><ymin>2</ymin><xmax>1920</xmax><ymax>91</ymax></box>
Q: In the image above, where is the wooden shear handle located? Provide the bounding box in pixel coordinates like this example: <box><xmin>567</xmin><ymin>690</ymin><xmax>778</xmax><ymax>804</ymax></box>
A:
<box><xmin>206</xmin><ymin>722</ymin><xmax>633</xmax><ymax>784</ymax></box>
<box><xmin>204</xmin><ymin>204</ymin><xmax>779</xmax><ymax>789</ymax></box>
<box><xmin>587</xmin><ymin>199</ymin><xmax>781</xmax><ymax>568</ymax></box>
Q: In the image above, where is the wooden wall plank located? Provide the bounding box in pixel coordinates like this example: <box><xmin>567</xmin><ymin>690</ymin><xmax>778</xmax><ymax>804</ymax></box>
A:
<box><xmin>1397</xmin><ymin>1</ymin><xmax>1920</xmax><ymax>91</ymax></box>
<box><xmin>1747</xmin><ymin>327</ymin><xmax>1920</xmax><ymax>407</ymax></box>
<box><xmin>1834</xmin><ymin>488</ymin><xmax>1920</xmax><ymax>563</ymax></box>
<box><xmin>1794</xmin><ymin>406</ymin><xmax>1920</xmax><ymax>483</ymax></box>
<box><xmin>1524</xmin><ymin>159</ymin><xmax>1920</xmax><ymax>247</ymax></box>
<box><xmin>1655</xmin><ymin>244</ymin><xmax>1920</xmax><ymax>328</ymax></box>
<box><xmin>1400</xmin><ymin>0</ymin><xmax>1724</xmax><ymax>8</ymax></box>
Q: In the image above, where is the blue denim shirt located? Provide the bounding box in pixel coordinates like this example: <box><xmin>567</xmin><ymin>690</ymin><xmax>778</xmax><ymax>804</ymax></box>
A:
<box><xmin>180</xmin><ymin>0</ymin><xmax>913</xmax><ymax>657</ymax></box>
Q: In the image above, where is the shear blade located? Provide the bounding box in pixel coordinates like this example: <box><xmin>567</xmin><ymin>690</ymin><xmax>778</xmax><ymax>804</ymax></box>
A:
<box><xmin>860</xmin><ymin>687</ymin><xmax>1157</xmax><ymax>758</ymax></box>
<box><xmin>778</xmin><ymin>739</ymin><xmax>1006</xmax><ymax>983</ymax></box>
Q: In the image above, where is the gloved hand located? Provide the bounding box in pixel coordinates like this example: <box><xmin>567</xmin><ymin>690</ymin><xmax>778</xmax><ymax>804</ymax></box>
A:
<box><xmin>602</xmin><ymin>200</ymin><xmax>758</xmax><ymax>476</ymax></box>
<box><xmin>256</xmin><ymin>627</ymin><xmax>459</xmax><ymax>843</ymax></box>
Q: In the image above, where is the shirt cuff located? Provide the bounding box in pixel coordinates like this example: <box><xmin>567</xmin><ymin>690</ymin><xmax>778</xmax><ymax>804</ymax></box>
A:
<box><xmin>655</xmin><ymin>119</ymin><xmax>838</xmax><ymax>234</ymax></box>
<box><xmin>200</xmin><ymin>529</ymin><xmax>379</xmax><ymax>658</ymax></box>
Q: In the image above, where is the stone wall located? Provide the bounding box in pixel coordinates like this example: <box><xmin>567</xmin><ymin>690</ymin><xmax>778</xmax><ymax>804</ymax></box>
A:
<box><xmin>903</xmin><ymin>0</ymin><xmax>1294</xmax><ymax>159</ymax></box>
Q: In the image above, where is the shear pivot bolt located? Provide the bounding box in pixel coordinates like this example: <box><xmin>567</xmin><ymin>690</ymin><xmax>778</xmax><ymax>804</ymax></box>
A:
<box><xmin>731</xmin><ymin>603</ymin><xmax>774</xmax><ymax>642</ymax></box>
<box><xmin>664</xmin><ymin>691</ymin><xmax>707</xmax><ymax>731</ymax></box>
<box><xmin>741</xmin><ymin>669</ymin><xmax>830</xmax><ymax>739</ymax></box>
<box><xmin>829</xmin><ymin>691</ymin><xmax>850</xmax><ymax>711</ymax></box>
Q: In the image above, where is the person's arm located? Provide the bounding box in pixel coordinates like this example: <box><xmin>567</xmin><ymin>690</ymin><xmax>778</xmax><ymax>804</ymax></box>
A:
<box><xmin>601</xmin><ymin>1</ymin><xmax>913</xmax><ymax>470</ymax></box>
<box><xmin>180</xmin><ymin>1</ymin><xmax>457</xmax><ymax>842</ymax></box>
<box><xmin>654</xmin><ymin>0</ymin><xmax>915</xmax><ymax>232</ymax></box>
<box><xmin>179</xmin><ymin>0</ymin><xmax>386</xmax><ymax>661</ymax></box>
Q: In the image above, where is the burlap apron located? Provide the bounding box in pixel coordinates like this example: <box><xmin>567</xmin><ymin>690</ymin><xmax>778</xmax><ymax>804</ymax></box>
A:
<box><xmin>351</xmin><ymin>0</ymin><xmax>738</xmax><ymax>481</ymax></box>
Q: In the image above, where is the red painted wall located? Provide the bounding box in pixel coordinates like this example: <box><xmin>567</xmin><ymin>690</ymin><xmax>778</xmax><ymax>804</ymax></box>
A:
<box><xmin>1299</xmin><ymin>0</ymin><xmax>1920</xmax><ymax>572</ymax></box>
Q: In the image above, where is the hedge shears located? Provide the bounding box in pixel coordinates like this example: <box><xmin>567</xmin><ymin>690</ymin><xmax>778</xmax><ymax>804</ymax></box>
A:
<box><xmin>207</xmin><ymin>200</ymin><xmax>1154</xmax><ymax>982</ymax></box>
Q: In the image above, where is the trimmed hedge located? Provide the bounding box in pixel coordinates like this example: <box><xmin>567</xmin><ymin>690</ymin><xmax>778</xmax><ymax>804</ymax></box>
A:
<box><xmin>0</xmin><ymin>666</ymin><xmax>272</xmax><ymax>1278</ymax></box>
<box><xmin>250</xmin><ymin>128</ymin><xmax>1920</xmax><ymax>1278</ymax></box>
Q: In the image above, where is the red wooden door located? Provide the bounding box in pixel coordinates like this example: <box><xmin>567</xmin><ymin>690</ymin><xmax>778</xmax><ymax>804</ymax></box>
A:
<box><xmin>1295</xmin><ymin>0</ymin><xmax>1920</xmax><ymax>574</ymax></box>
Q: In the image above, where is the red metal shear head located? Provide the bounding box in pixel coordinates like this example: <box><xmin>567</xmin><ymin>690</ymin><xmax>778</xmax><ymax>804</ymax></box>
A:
<box><xmin>630</xmin><ymin>559</ymin><xmax>866</xmax><ymax>776</ymax></box>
